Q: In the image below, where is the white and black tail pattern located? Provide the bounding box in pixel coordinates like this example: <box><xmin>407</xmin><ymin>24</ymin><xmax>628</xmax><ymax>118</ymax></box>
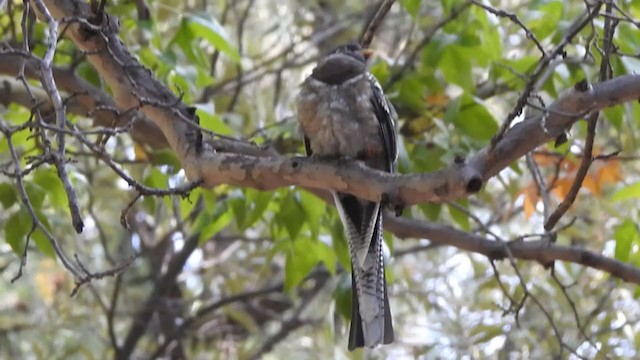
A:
<box><xmin>332</xmin><ymin>191</ymin><xmax>394</xmax><ymax>350</ymax></box>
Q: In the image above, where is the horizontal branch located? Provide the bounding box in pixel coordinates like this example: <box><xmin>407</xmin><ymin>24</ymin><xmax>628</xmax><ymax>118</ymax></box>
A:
<box><xmin>384</xmin><ymin>213</ymin><xmax>640</xmax><ymax>284</ymax></box>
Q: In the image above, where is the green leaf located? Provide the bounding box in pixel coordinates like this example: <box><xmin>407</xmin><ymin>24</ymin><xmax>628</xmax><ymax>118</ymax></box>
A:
<box><xmin>33</xmin><ymin>168</ymin><xmax>66</xmax><ymax>209</ymax></box>
<box><xmin>197</xmin><ymin>205</ymin><xmax>234</xmax><ymax>245</ymax></box>
<box><xmin>395</xmin><ymin>75</ymin><xmax>427</xmax><ymax>113</ymax></box>
<box><xmin>440</xmin><ymin>46</ymin><xmax>474</xmax><ymax>91</ymax></box>
<box><xmin>284</xmin><ymin>237</ymin><xmax>319</xmax><ymax>291</ymax></box>
<box><xmin>32</xmin><ymin>209</ymin><xmax>55</xmax><ymax>258</ymax></box>
<box><xmin>144</xmin><ymin>168</ymin><xmax>169</xmax><ymax>188</ymax></box>
<box><xmin>612</xmin><ymin>182</ymin><xmax>640</xmax><ymax>202</ymax></box>
<box><xmin>179</xmin><ymin>188</ymin><xmax>201</xmax><ymax>219</ymax></box>
<box><xmin>369</xmin><ymin>60</ymin><xmax>390</xmax><ymax>84</ymax></box>
<box><xmin>333</xmin><ymin>273</ymin><xmax>352</xmax><ymax>320</ymax></box>
<box><xmin>448</xmin><ymin>199</ymin><xmax>470</xmax><ymax>231</ymax></box>
<box><xmin>470</xmin><ymin>325</ymin><xmax>504</xmax><ymax>344</ymax></box>
<box><xmin>185</xmin><ymin>15</ymin><xmax>240</xmax><ymax>63</ymax></box>
<box><xmin>411</xmin><ymin>145</ymin><xmax>446</xmax><ymax>172</ymax></box>
<box><xmin>401</xmin><ymin>0</ymin><xmax>421</xmax><ymax>17</ymax></box>
<box><xmin>446</xmin><ymin>93</ymin><xmax>498</xmax><ymax>141</ymax></box>
<box><xmin>0</xmin><ymin>183</ymin><xmax>17</xmax><ymax>209</ymax></box>
<box><xmin>171</xmin><ymin>21</ymin><xmax>209</xmax><ymax>68</ymax></box>
<box><xmin>492</xmin><ymin>56</ymin><xmax>538</xmax><ymax>86</ymax></box>
<box><xmin>315</xmin><ymin>240</ymin><xmax>336</xmax><ymax>274</ymax></box>
<box><xmin>5</xmin><ymin>209</ymin><xmax>31</xmax><ymax>255</ymax></box>
<box><xmin>148</xmin><ymin>149</ymin><xmax>182</xmax><ymax>174</ymax></box>
<box><xmin>24</xmin><ymin>182</ymin><xmax>46</xmax><ymax>209</ymax></box>
<box><xmin>193</xmin><ymin>103</ymin><xmax>234</xmax><ymax>135</ymax></box>
<box><xmin>143</xmin><ymin>168</ymin><xmax>169</xmax><ymax>211</ymax></box>
<box><xmin>299</xmin><ymin>191</ymin><xmax>326</xmax><ymax>238</ymax></box>
<box><xmin>331</xmin><ymin>216</ymin><xmax>351</xmax><ymax>270</ymax></box>
<box><xmin>527</xmin><ymin>1</ymin><xmax>563</xmax><ymax>40</ymax></box>
<box><xmin>244</xmin><ymin>189</ymin><xmax>274</xmax><ymax>229</ymax></box>
<box><xmin>276</xmin><ymin>192</ymin><xmax>305</xmax><ymax>240</ymax></box>
<box><xmin>614</xmin><ymin>220</ymin><xmax>638</xmax><ymax>263</ymax></box>
<box><xmin>229</xmin><ymin>194</ymin><xmax>248</xmax><ymax>230</ymax></box>
<box><xmin>604</xmin><ymin>105</ymin><xmax>624</xmax><ymax>131</ymax></box>
<box><xmin>420</xmin><ymin>203</ymin><xmax>442</xmax><ymax>221</ymax></box>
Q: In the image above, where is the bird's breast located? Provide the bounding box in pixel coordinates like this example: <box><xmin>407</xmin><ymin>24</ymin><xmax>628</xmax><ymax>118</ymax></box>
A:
<box><xmin>296</xmin><ymin>76</ymin><xmax>384</xmax><ymax>166</ymax></box>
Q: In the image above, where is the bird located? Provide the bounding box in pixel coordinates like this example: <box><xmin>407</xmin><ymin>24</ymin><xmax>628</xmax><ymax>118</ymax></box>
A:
<box><xmin>296</xmin><ymin>42</ymin><xmax>397</xmax><ymax>350</ymax></box>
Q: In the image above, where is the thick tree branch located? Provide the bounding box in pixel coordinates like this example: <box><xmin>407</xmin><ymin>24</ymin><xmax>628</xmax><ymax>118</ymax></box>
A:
<box><xmin>384</xmin><ymin>214</ymin><xmax>640</xmax><ymax>284</ymax></box>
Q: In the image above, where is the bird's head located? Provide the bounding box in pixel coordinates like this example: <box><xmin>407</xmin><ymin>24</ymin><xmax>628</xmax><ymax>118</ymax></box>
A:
<box><xmin>310</xmin><ymin>42</ymin><xmax>374</xmax><ymax>85</ymax></box>
<box><xmin>329</xmin><ymin>42</ymin><xmax>374</xmax><ymax>63</ymax></box>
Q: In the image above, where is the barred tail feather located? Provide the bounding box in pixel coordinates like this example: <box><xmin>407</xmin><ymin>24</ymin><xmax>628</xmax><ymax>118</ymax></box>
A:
<box><xmin>332</xmin><ymin>191</ymin><xmax>394</xmax><ymax>350</ymax></box>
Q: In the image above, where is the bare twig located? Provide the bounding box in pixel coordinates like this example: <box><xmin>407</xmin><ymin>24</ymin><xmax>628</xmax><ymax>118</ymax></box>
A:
<box><xmin>71</xmin><ymin>253</ymin><xmax>138</xmax><ymax>296</ymax></box>
<box><xmin>386</xmin><ymin>2</ymin><xmax>470</xmax><ymax>87</ymax></box>
<box><xmin>0</xmin><ymin>119</ymin><xmax>81</xmax><ymax>280</ymax></box>
<box><xmin>32</xmin><ymin>0</ymin><xmax>84</xmax><ymax>233</ymax></box>
<box><xmin>551</xmin><ymin>272</ymin><xmax>598</xmax><ymax>351</ymax></box>
<box><xmin>469</xmin><ymin>0</ymin><xmax>546</xmax><ymax>57</ymax></box>
<box><xmin>360</xmin><ymin>0</ymin><xmax>396</xmax><ymax>48</ymax></box>
<box><xmin>491</xmin><ymin>3</ymin><xmax>602</xmax><ymax>147</ymax></box>
<box><xmin>545</xmin><ymin>2</ymin><xmax>616</xmax><ymax>231</ymax></box>
<box><xmin>525</xmin><ymin>153</ymin><xmax>550</xmax><ymax>221</ymax></box>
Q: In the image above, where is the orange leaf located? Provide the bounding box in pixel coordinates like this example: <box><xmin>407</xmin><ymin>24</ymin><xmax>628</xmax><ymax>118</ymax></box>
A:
<box><xmin>134</xmin><ymin>143</ymin><xmax>148</xmax><ymax>161</ymax></box>
<box><xmin>596</xmin><ymin>159</ymin><xmax>623</xmax><ymax>185</ymax></box>
<box><xmin>550</xmin><ymin>177</ymin><xmax>574</xmax><ymax>201</ymax></box>
<box><xmin>520</xmin><ymin>183</ymin><xmax>539</xmax><ymax>219</ymax></box>
<box><xmin>532</xmin><ymin>152</ymin><xmax>558</xmax><ymax>167</ymax></box>
<box><xmin>425</xmin><ymin>93</ymin><xmax>449</xmax><ymax>108</ymax></box>
<box><xmin>582</xmin><ymin>174</ymin><xmax>600</xmax><ymax>196</ymax></box>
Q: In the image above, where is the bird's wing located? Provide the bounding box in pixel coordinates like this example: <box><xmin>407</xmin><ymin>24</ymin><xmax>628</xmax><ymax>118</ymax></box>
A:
<box><xmin>303</xmin><ymin>135</ymin><xmax>313</xmax><ymax>157</ymax></box>
<box><xmin>367</xmin><ymin>73</ymin><xmax>397</xmax><ymax>173</ymax></box>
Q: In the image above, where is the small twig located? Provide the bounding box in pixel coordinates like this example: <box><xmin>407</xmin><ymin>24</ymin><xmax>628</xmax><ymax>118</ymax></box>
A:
<box><xmin>66</xmin><ymin>119</ymin><xmax>203</xmax><ymax>197</ymax></box>
<box><xmin>107</xmin><ymin>274</ymin><xmax>123</xmax><ymax>353</ymax></box>
<box><xmin>525</xmin><ymin>153</ymin><xmax>551</xmax><ymax>221</ymax></box>
<box><xmin>386</xmin><ymin>2</ymin><xmax>470</xmax><ymax>87</ymax></box>
<box><xmin>489</xmin><ymin>260</ymin><xmax>522</xmax><ymax>326</ymax></box>
<box><xmin>0</xmin><ymin>119</ymin><xmax>81</xmax><ymax>280</ymax></box>
<box><xmin>491</xmin><ymin>4</ymin><xmax>603</xmax><ymax>148</ymax></box>
<box><xmin>120</xmin><ymin>193</ymin><xmax>142</xmax><ymax>230</ymax></box>
<box><xmin>469</xmin><ymin>0</ymin><xmax>546</xmax><ymax>57</ymax></box>
<box><xmin>551</xmin><ymin>272</ymin><xmax>598</xmax><ymax>351</ymax></box>
<box><xmin>149</xmin><ymin>283</ymin><xmax>285</xmax><ymax>359</ymax></box>
<box><xmin>545</xmin><ymin>3</ymin><xmax>616</xmax><ymax>231</ymax></box>
<box><xmin>71</xmin><ymin>253</ymin><xmax>138</xmax><ymax>296</ymax></box>
<box><xmin>226</xmin><ymin>0</ymin><xmax>255</xmax><ymax>113</ymax></box>
<box><xmin>33</xmin><ymin>0</ymin><xmax>84</xmax><ymax>233</ymax></box>
<box><xmin>360</xmin><ymin>0</ymin><xmax>396</xmax><ymax>48</ymax></box>
<box><xmin>544</xmin><ymin>112</ymin><xmax>598</xmax><ymax>231</ymax></box>
<box><xmin>447</xmin><ymin>201</ymin><xmax>503</xmax><ymax>241</ymax></box>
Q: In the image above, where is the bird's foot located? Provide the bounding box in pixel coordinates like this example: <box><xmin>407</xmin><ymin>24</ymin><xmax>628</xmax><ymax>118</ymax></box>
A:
<box><xmin>381</xmin><ymin>193</ymin><xmax>404</xmax><ymax>217</ymax></box>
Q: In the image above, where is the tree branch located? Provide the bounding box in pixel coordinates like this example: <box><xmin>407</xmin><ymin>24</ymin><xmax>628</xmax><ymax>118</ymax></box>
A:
<box><xmin>384</xmin><ymin>214</ymin><xmax>640</xmax><ymax>284</ymax></box>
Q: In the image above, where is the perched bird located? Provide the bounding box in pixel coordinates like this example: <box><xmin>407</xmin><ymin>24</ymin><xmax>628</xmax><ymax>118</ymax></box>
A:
<box><xmin>296</xmin><ymin>43</ymin><xmax>397</xmax><ymax>350</ymax></box>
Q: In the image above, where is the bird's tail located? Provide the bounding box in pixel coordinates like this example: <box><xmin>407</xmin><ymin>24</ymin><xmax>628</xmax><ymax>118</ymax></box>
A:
<box><xmin>332</xmin><ymin>192</ymin><xmax>394</xmax><ymax>350</ymax></box>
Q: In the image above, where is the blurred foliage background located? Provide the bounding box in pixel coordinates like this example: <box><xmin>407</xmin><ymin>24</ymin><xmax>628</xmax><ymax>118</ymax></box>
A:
<box><xmin>2</xmin><ymin>0</ymin><xmax>640</xmax><ymax>358</ymax></box>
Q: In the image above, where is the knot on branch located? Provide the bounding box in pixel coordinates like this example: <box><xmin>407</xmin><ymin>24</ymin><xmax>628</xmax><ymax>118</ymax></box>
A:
<box><xmin>466</xmin><ymin>176</ymin><xmax>483</xmax><ymax>193</ymax></box>
<box><xmin>574</xmin><ymin>79</ymin><xmax>591</xmax><ymax>92</ymax></box>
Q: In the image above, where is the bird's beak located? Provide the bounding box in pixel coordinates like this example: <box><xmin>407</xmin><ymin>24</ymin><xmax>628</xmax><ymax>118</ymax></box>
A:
<box><xmin>361</xmin><ymin>48</ymin><xmax>374</xmax><ymax>60</ymax></box>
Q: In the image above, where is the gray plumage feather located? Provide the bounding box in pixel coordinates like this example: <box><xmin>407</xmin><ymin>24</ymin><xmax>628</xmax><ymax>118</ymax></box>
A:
<box><xmin>296</xmin><ymin>43</ymin><xmax>396</xmax><ymax>350</ymax></box>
